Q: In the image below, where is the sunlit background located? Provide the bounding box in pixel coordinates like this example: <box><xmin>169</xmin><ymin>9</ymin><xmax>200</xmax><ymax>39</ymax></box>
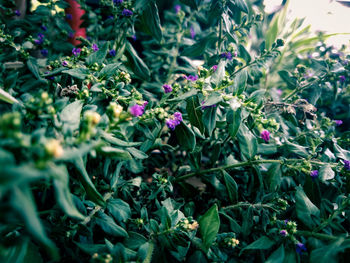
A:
<box><xmin>264</xmin><ymin>0</ymin><xmax>350</xmax><ymax>48</ymax></box>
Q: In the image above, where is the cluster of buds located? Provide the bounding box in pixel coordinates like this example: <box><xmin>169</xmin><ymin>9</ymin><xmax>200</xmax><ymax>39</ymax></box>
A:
<box><xmin>135</xmin><ymin>218</ymin><xmax>144</xmax><ymax>227</ymax></box>
<box><xmin>197</xmin><ymin>66</ymin><xmax>209</xmax><ymax>78</ymax></box>
<box><xmin>107</xmin><ymin>102</ymin><xmax>124</xmax><ymax>119</ymax></box>
<box><xmin>224</xmin><ymin>237</ymin><xmax>240</xmax><ymax>248</ymax></box>
<box><xmin>140</xmin><ymin>107</ymin><xmax>169</xmax><ymax>121</ymax></box>
<box><xmin>91</xmin><ymin>253</ymin><xmax>112</xmax><ymax>263</ymax></box>
<box><xmin>276</xmin><ymin>198</ymin><xmax>288</xmax><ymax>210</ymax></box>
<box><xmin>0</xmin><ymin>112</ymin><xmax>21</xmax><ymax>138</ymax></box>
<box><xmin>26</xmin><ymin>91</ymin><xmax>55</xmax><ymax>117</ymax></box>
<box><xmin>116</xmin><ymin>71</ymin><xmax>131</xmax><ymax>84</ymax></box>
<box><xmin>90</xmin><ymin>62</ymin><xmax>101</xmax><ymax>71</ymax></box>
<box><xmin>79</xmin><ymin>111</ymin><xmax>101</xmax><ymax>140</ymax></box>
<box><xmin>45</xmin><ymin>139</ymin><xmax>64</xmax><ymax>158</ymax></box>
<box><xmin>176</xmin><ymin>217</ymin><xmax>199</xmax><ymax>232</ymax></box>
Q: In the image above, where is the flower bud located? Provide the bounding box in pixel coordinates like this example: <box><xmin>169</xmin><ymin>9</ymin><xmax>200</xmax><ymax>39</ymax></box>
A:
<box><xmin>45</xmin><ymin>139</ymin><xmax>64</xmax><ymax>158</ymax></box>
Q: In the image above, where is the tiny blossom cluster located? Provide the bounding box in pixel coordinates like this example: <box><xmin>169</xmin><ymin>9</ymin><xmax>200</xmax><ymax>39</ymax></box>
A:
<box><xmin>41</xmin><ymin>49</ymin><xmax>48</xmax><ymax>57</ymax></box>
<box><xmin>296</xmin><ymin>242</ymin><xmax>307</xmax><ymax>255</ymax></box>
<box><xmin>34</xmin><ymin>33</ymin><xmax>45</xmax><ymax>45</ymax></box>
<box><xmin>334</xmin><ymin>120</ymin><xmax>343</xmax><ymax>126</ymax></box>
<box><xmin>162</xmin><ymin>84</ymin><xmax>172</xmax><ymax>93</ymax></box>
<box><xmin>279</xmin><ymin>230</ymin><xmax>288</xmax><ymax>237</ymax></box>
<box><xmin>92</xmin><ymin>44</ymin><xmax>99</xmax><ymax>52</ymax></box>
<box><xmin>339</xmin><ymin>75</ymin><xmax>346</xmax><ymax>83</ymax></box>
<box><xmin>109</xmin><ymin>49</ymin><xmax>116</xmax><ymax>57</ymax></box>
<box><xmin>224</xmin><ymin>237</ymin><xmax>240</xmax><ymax>248</ymax></box>
<box><xmin>211</xmin><ymin>65</ymin><xmax>218</xmax><ymax>72</ymax></box>
<box><xmin>72</xmin><ymin>47</ymin><xmax>81</xmax><ymax>56</ymax></box>
<box><xmin>166</xmin><ymin>112</ymin><xmax>182</xmax><ymax>130</ymax></box>
<box><xmin>129</xmin><ymin>102</ymin><xmax>147</xmax><ymax>117</ymax></box>
<box><xmin>14</xmin><ymin>10</ymin><xmax>21</xmax><ymax>16</ymax></box>
<box><xmin>176</xmin><ymin>218</ymin><xmax>199</xmax><ymax>231</ymax></box>
<box><xmin>174</xmin><ymin>5</ymin><xmax>181</xmax><ymax>13</ymax></box>
<box><xmin>122</xmin><ymin>9</ymin><xmax>133</xmax><ymax>16</ymax></box>
<box><xmin>190</xmin><ymin>26</ymin><xmax>196</xmax><ymax>39</ymax></box>
<box><xmin>261</xmin><ymin>130</ymin><xmax>270</xmax><ymax>143</ymax></box>
<box><xmin>310</xmin><ymin>170</ymin><xmax>319</xmax><ymax>179</ymax></box>
<box><xmin>184</xmin><ymin>75</ymin><xmax>198</xmax><ymax>82</ymax></box>
<box><xmin>344</xmin><ymin>160</ymin><xmax>350</xmax><ymax>171</ymax></box>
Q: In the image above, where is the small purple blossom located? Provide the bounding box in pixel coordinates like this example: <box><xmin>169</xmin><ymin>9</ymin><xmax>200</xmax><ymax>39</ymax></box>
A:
<box><xmin>163</xmin><ymin>84</ymin><xmax>172</xmax><ymax>93</ymax></box>
<box><xmin>40</xmin><ymin>25</ymin><xmax>47</xmax><ymax>31</ymax></box>
<box><xmin>339</xmin><ymin>75</ymin><xmax>346</xmax><ymax>83</ymax></box>
<box><xmin>72</xmin><ymin>48</ymin><xmax>81</xmax><ymax>56</ymax></box>
<box><xmin>14</xmin><ymin>10</ymin><xmax>21</xmax><ymax>16</ymax></box>
<box><xmin>220</xmin><ymin>52</ymin><xmax>233</xmax><ymax>60</ymax></box>
<box><xmin>310</xmin><ymin>170</ymin><xmax>319</xmax><ymax>179</ymax></box>
<box><xmin>92</xmin><ymin>44</ymin><xmax>99</xmax><ymax>52</ymax></box>
<box><xmin>296</xmin><ymin>242</ymin><xmax>307</xmax><ymax>255</ymax></box>
<box><xmin>190</xmin><ymin>26</ymin><xmax>196</xmax><ymax>39</ymax></box>
<box><xmin>276</xmin><ymin>89</ymin><xmax>283</xmax><ymax>96</ymax></box>
<box><xmin>142</xmin><ymin>101</ymin><xmax>148</xmax><ymax>109</ymax></box>
<box><xmin>166</xmin><ymin>119</ymin><xmax>177</xmax><ymax>130</ymax></box>
<box><xmin>344</xmin><ymin>160</ymin><xmax>350</xmax><ymax>171</ymax></box>
<box><xmin>109</xmin><ymin>49</ymin><xmax>116</xmax><ymax>57</ymax></box>
<box><xmin>114</xmin><ymin>0</ymin><xmax>123</xmax><ymax>4</ymax></box>
<box><xmin>131</xmin><ymin>34</ymin><xmax>137</xmax><ymax>41</ymax></box>
<box><xmin>62</xmin><ymin>60</ymin><xmax>68</xmax><ymax>67</ymax></box>
<box><xmin>40</xmin><ymin>49</ymin><xmax>48</xmax><ymax>57</ymax></box>
<box><xmin>279</xmin><ymin>230</ymin><xmax>288</xmax><ymax>237</ymax></box>
<box><xmin>174</xmin><ymin>5</ymin><xmax>181</xmax><ymax>14</ymax></box>
<box><xmin>173</xmin><ymin>112</ymin><xmax>183</xmax><ymax>124</ymax></box>
<box><xmin>261</xmin><ymin>130</ymin><xmax>270</xmax><ymax>143</ymax></box>
<box><xmin>284</xmin><ymin>219</ymin><xmax>289</xmax><ymax>225</ymax></box>
<box><xmin>34</xmin><ymin>33</ymin><xmax>45</xmax><ymax>45</ymax></box>
<box><xmin>184</xmin><ymin>75</ymin><xmax>198</xmax><ymax>82</ymax></box>
<box><xmin>212</xmin><ymin>65</ymin><xmax>218</xmax><ymax>72</ymax></box>
<box><xmin>44</xmin><ymin>72</ymin><xmax>54</xmax><ymax>80</ymax></box>
<box><xmin>129</xmin><ymin>104</ymin><xmax>144</xmax><ymax>117</ymax></box>
<box><xmin>66</xmin><ymin>14</ymin><xmax>72</xmax><ymax>20</ymax></box>
<box><xmin>122</xmin><ymin>8</ymin><xmax>133</xmax><ymax>17</ymax></box>
<box><xmin>334</xmin><ymin>120</ymin><xmax>343</xmax><ymax>126</ymax></box>
<box><xmin>68</xmin><ymin>32</ymin><xmax>74</xmax><ymax>38</ymax></box>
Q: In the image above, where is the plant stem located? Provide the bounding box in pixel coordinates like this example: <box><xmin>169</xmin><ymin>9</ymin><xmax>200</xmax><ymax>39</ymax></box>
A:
<box><xmin>296</xmin><ymin>230</ymin><xmax>338</xmax><ymax>241</ymax></box>
<box><xmin>81</xmin><ymin>192</ymin><xmax>112</xmax><ymax>225</ymax></box>
<box><xmin>175</xmin><ymin>158</ymin><xmax>335</xmax><ymax>182</ymax></box>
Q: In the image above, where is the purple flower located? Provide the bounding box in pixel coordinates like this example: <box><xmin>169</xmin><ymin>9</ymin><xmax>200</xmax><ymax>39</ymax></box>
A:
<box><xmin>40</xmin><ymin>25</ymin><xmax>47</xmax><ymax>31</ymax></box>
<box><xmin>280</xmin><ymin>230</ymin><xmax>288</xmax><ymax>237</ymax></box>
<box><xmin>114</xmin><ymin>0</ymin><xmax>123</xmax><ymax>4</ymax></box>
<box><xmin>184</xmin><ymin>75</ymin><xmax>198</xmax><ymax>82</ymax></box>
<box><xmin>344</xmin><ymin>160</ymin><xmax>350</xmax><ymax>171</ymax></box>
<box><xmin>40</xmin><ymin>49</ymin><xmax>48</xmax><ymax>57</ymax></box>
<box><xmin>129</xmin><ymin>104</ymin><xmax>144</xmax><ymax>117</ymax></box>
<box><xmin>334</xmin><ymin>120</ymin><xmax>343</xmax><ymax>126</ymax></box>
<box><xmin>109</xmin><ymin>49</ymin><xmax>116</xmax><ymax>57</ymax></box>
<box><xmin>44</xmin><ymin>71</ymin><xmax>54</xmax><ymax>80</ymax></box>
<box><xmin>174</xmin><ymin>5</ymin><xmax>181</xmax><ymax>14</ymax></box>
<box><xmin>190</xmin><ymin>26</ymin><xmax>196</xmax><ymax>39</ymax></box>
<box><xmin>310</xmin><ymin>170</ymin><xmax>319</xmax><ymax>179</ymax></box>
<box><xmin>284</xmin><ymin>219</ymin><xmax>289</xmax><ymax>225</ymax></box>
<box><xmin>212</xmin><ymin>65</ymin><xmax>218</xmax><ymax>72</ymax></box>
<box><xmin>296</xmin><ymin>242</ymin><xmax>307</xmax><ymax>255</ymax></box>
<box><xmin>166</xmin><ymin>119</ymin><xmax>177</xmax><ymax>130</ymax></box>
<box><xmin>220</xmin><ymin>52</ymin><xmax>233</xmax><ymax>60</ymax></box>
<box><xmin>34</xmin><ymin>33</ymin><xmax>45</xmax><ymax>45</ymax></box>
<box><xmin>122</xmin><ymin>9</ymin><xmax>133</xmax><ymax>16</ymax></box>
<box><xmin>261</xmin><ymin>130</ymin><xmax>270</xmax><ymax>143</ymax></box>
<box><xmin>72</xmin><ymin>48</ymin><xmax>81</xmax><ymax>56</ymax></box>
<box><xmin>173</xmin><ymin>112</ymin><xmax>183</xmax><ymax>124</ymax></box>
<box><xmin>14</xmin><ymin>10</ymin><xmax>21</xmax><ymax>16</ymax></box>
<box><xmin>92</xmin><ymin>44</ymin><xmax>99</xmax><ymax>52</ymax></box>
<box><xmin>131</xmin><ymin>34</ymin><xmax>137</xmax><ymax>41</ymax></box>
<box><xmin>201</xmin><ymin>100</ymin><xmax>216</xmax><ymax>110</ymax></box>
<box><xmin>339</xmin><ymin>75</ymin><xmax>346</xmax><ymax>83</ymax></box>
<box><xmin>66</xmin><ymin>14</ymin><xmax>72</xmax><ymax>20</ymax></box>
<box><xmin>142</xmin><ymin>101</ymin><xmax>148</xmax><ymax>109</ymax></box>
<box><xmin>62</xmin><ymin>60</ymin><xmax>68</xmax><ymax>67</ymax></box>
<box><xmin>68</xmin><ymin>32</ymin><xmax>74</xmax><ymax>38</ymax></box>
<box><xmin>163</xmin><ymin>84</ymin><xmax>172</xmax><ymax>93</ymax></box>
<box><xmin>276</xmin><ymin>89</ymin><xmax>283</xmax><ymax>96</ymax></box>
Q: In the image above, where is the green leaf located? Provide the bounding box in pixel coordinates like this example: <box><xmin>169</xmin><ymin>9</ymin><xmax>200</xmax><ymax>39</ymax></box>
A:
<box><xmin>198</xmin><ymin>204</ymin><xmax>220</xmax><ymax>251</ymax></box>
<box><xmin>11</xmin><ymin>186</ymin><xmax>58</xmax><ymax>260</ymax></box>
<box><xmin>238</xmin><ymin>44</ymin><xmax>251</xmax><ymax>63</ymax></box>
<box><xmin>0</xmin><ymin>87</ymin><xmax>20</xmax><ymax>104</ymax></box>
<box><xmin>233</xmin><ymin>69</ymin><xmax>248</xmax><ymax>95</ymax></box>
<box><xmin>101</xmin><ymin>132</ymin><xmax>142</xmax><ymax>147</ymax></box>
<box><xmin>310</xmin><ymin>238</ymin><xmax>350</xmax><ymax>263</ymax></box>
<box><xmin>126</xmin><ymin>147</ymin><xmax>148</xmax><ymax>159</ymax></box>
<box><xmin>211</xmin><ymin>60</ymin><xmax>226</xmax><ymax>86</ymax></box>
<box><xmin>125</xmin><ymin>42</ymin><xmax>150</xmax><ymax>80</ymax></box>
<box><xmin>98</xmin><ymin>146</ymin><xmax>133</xmax><ymax>160</ymax></box>
<box><xmin>72</xmin><ymin>157</ymin><xmax>105</xmax><ymax>206</ymax></box>
<box><xmin>62</xmin><ymin>68</ymin><xmax>90</xmax><ymax>79</ymax></box>
<box><xmin>139</xmin><ymin>2</ymin><xmax>163</xmax><ymax>42</ymax></box>
<box><xmin>182</xmin><ymin>32</ymin><xmax>217</xmax><ymax>57</ymax></box>
<box><xmin>186</xmin><ymin>96</ymin><xmax>204</xmax><ymax>133</ymax></box>
<box><xmin>227</xmin><ymin>108</ymin><xmax>241</xmax><ymax>139</ymax></box>
<box><xmin>201</xmin><ymin>92</ymin><xmax>222</xmax><ymax>108</ymax></box>
<box><xmin>52</xmin><ymin>165</ymin><xmax>85</xmax><ymax>220</ymax></box>
<box><xmin>319</xmin><ymin>164</ymin><xmax>335</xmax><ymax>181</ymax></box>
<box><xmin>295</xmin><ymin>186</ymin><xmax>320</xmax><ymax>229</ymax></box>
<box><xmin>266</xmin><ymin>244</ymin><xmax>285</xmax><ymax>263</ymax></box>
<box><xmin>278</xmin><ymin>70</ymin><xmax>297</xmax><ymax>88</ymax></box>
<box><xmin>95</xmin><ymin>213</ymin><xmax>128</xmax><ymax>237</ymax></box>
<box><xmin>266</xmin><ymin>163</ymin><xmax>282</xmax><ymax>191</ymax></box>
<box><xmin>59</xmin><ymin>100</ymin><xmax>83</xmax><ymax>133</ymax></box>
<box><xmin>237</xmin><ymin>124</ymin><xmax>257</xmax><ymax>160</ymax></box>
<box><xmin>240</xmin><ymin>236</ymin><xmax>275</xmax><ymax>255</ymax></box>
<box><xmin>285</xmin><ymin>141</ymin><xmax>309</xmax><ymax>158</ymax></box>
<box><xmin>168</xmin><ymin>89</ymin><xmax>197</xmax><ymax>102</ymax></box>
<box><xmin>124</xmin><ymin>232</ymin><xmax>147</xmax><ymax>250</ymax></box>
<box><xmin>98</xmin><ymin>63</ymin><xmax>121</xmax><ymax>78</ymax></box>
<box><xmin>234</xmin><ymin>0</ymin><xmax>249</xmax><ymax>13</ymax></box>
<box><xmin>175</xmin><ymin>122</ymin><xmax>196</xmax><ymax>151</ymax></box>
<box><xmin>222</xmin><ymin>170</ymin><xmax>238</xmax><ymax>203</ymax></box>
<box><xmin>202</xmin><ymin>106</ymin><xmax>217</xmax><ymax>137</ymax></box>
<box><xmin>86</xmin><ymin>42</ymin><xmax>108</xmax><ymax>65</ymax></box>
<box><xmin>27</xmin><ymin>58</ymin><xmax>43</xmax><ymax>80</ymax></box>
<box><xmin>107</xmin><ymin>199</ymin><xmax>131</xmax><ymax>223</ymax></box>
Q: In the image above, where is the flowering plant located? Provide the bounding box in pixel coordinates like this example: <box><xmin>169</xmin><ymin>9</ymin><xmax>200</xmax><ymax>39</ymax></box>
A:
<box><xmin>0</xmin><ymin>0</ymin><xmax>349</xmax><ymax>262</ymax></box>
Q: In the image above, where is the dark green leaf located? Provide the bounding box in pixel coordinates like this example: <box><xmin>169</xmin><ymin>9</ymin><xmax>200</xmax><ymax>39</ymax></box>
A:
<box><xmin>186</xmin><ymin>96</ymin><xmax>204</xmax><ymax>134</ymax></box>
<box><xmin>237</xmin><ymin>124</ymin><xmax>257</xmax><ymax>160</ymax></box>
<box><xmin>86</xmin><ymin>42</ymin><xmax>108</xmax><ymax>65</ymax></box>
<box><xmin>95</xmin><ymin>213</ymin><xmax>128</xmax><ymax>237</ymax></box>
<box><xmin>198</xmin><ymin>204</ymin><xmax>220</xmax><ymax>251</ymax></box>
<box><xmin>266</xmin><ymin>244</ymin><xmax>285</xmax><ymax>263</ymax></box>
<box><xmin>222</xmin><ymin>170</ymin><xmax>238</xmax><ymax>203</ymax></box>
<box><xmin>295</xmin><ymin>186</ymin><xmax>320</xmax><ymax>229</ymax></box>
<box><xmin>107</xmin><ymin>199</ymin><xmax>131</xmax><ymax>223</ymax></box>
<box><xmin>175</xmin><ymin>122</ymin><xmax>196</xmax><ymax>151</ymax></box>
